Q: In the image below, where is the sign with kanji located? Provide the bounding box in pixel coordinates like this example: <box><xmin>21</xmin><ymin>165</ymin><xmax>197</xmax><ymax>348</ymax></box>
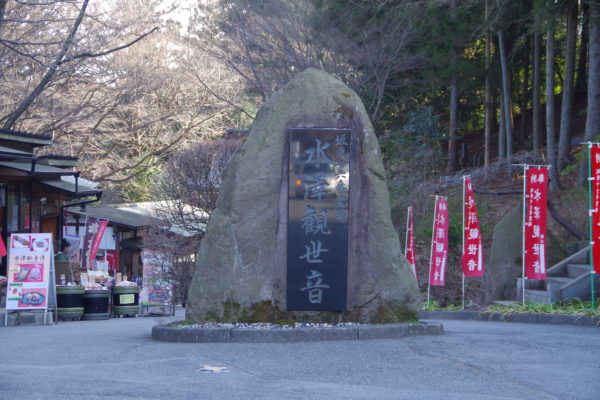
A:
<box><xmin>405</xmin><ymin>206</ymin><xmax>417</xmax><ymax>279</ymax></box>
<box><xmin>524</xmin><ymin>167</ymin><xmax>549</xmax><ymax>280</ymax></box>
<box><xmin>81</xmin><ymin>217</ymin><xmax>108</xmax><ymax>269</ymax></box>
<box><xmin>287</xmin><ymin>128</ymin><xmax>350</xmax><ymax>311</ymax></box>
<box><xmin>590</xmin><ymin>146</ymin><xmax>600</xmax><ymax>274</ymax></box>
<box><xmin>462</xmin><ymin>177</ymin><xmax>484</xmax><ymax>277</ymax></box>
<box><xmin>6</xmin><ymin>233</ymin><xmax>53</xmax><ymax>310</ymax></box>
<box><xmin>429</xmin><ymin>197</ymin><xmax>448</xmax><ymax>286</ymax></box>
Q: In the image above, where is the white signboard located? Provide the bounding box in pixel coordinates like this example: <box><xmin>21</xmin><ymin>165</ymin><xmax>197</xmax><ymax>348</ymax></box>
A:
<box><xmin>5</xmin><ymin>233</ymin><xmax>54</xmax><ymax>323</ymax></box>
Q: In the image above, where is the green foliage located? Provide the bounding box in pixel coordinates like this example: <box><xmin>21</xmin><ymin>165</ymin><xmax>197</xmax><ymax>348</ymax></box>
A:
<box><xmin>422</xmin><ymin>300</ymin><xmax>461</xmax><ymax>311</ymax></box>
<box><xmin>115</xmin><ymin>156</ymin><xmax>162</xmax><ymax>202</ymax></box>
<box><xmin>486</xmin><ymin>299</ymin><xmax>600</xmax><ymax>316</ymax></box>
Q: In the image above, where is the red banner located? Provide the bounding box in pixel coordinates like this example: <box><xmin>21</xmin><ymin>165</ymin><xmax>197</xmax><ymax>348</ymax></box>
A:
<box><xmin>63</xmin><ymin>208</ymin><xmax>69</xmax><ymax>237</ymax></box>
<box><xmin>81</xmin><ymin>217</ymin><xmax>108</xmax><ymax>269</ymax></box>
<box><xmin>429</xmin><ymin>197</ymin><xmax>448</xmax><ymax>286</ymax></box>
<box><xmin>90</xmin><ymin>220</ymin><xmax>108</xmax><ymax>262</ymax></box>
<box><xmin>405</xmin><ymin>206</ymin><xmax>417</xmax><ymax>279</ymax></box>
<box><xmin>524</xmin><ymin>166</ymin><xmax>549</xmax><ymax>280</ymax></box>
<box><xmin>0</xmin><ymin>235</ymin><xmax>6</xmax><ymax>257</ymax></box>
<box><xmin>106</xmin><ymin>249</ymin><xmax>119</xmax><ymax>272</ymax></box>
<box><xmin>590</xmin><ymin>146</ymin><xmax>600</xmax><ymax>274</ymax></box>
<box><xmin>462</xmin><ymin>177</ymin><xmax>484</xmax><ymax>276</ymax></box>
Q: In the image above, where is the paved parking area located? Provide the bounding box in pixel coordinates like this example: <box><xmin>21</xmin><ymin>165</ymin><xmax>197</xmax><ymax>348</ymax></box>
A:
<box><xmin>0</xmin><ymin>310</ymin><xmax>598</xmax><ymax>399</ymax></box>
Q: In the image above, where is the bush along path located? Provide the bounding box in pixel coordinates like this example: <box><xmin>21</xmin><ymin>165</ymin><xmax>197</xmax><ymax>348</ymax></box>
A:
<box><xmin>420</xmin><ymin>300</ymin><xmax>600</xmax><ymax>326</ymax></box>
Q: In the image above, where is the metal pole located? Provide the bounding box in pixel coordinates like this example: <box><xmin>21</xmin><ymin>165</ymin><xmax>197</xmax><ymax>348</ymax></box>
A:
<box><xmin>587</xmin><ymin>144</ymin><xmax>596</xmax><ymax>310</ymax></box>
<box><xmin>405</xmin><ymin>207</ymin><xmax>410</xmax><ymax>259</ymax></box>
<box><xmin>462</xmin><ymin>176</ymin><xmax>466</xmax><ymax>310</ymax></box>
<box><xmin>522</xmin><ymin>164</ymin><xmax>528</xmax><ymax>305</ymax></box>
<box><xmin>427</xmin><ymin>196</ymin><xmax>438</xmax><ymax>307</ymax></box>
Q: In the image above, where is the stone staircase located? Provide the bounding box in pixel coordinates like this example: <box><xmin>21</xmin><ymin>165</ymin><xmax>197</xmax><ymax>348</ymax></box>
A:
<box><xmin>517</xmin><ymin>247</ymin><xmax>600</xmax><ymax>304</ymax></box>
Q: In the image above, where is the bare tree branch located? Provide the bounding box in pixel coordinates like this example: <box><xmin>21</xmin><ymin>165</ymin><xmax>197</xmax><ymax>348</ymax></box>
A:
<box><xmin>60</xmin><ymin>27</ymin><xmax>158</xmax><ymax>64</ymax></box>
<box><xmin>2</xmin><ymin>0</ymin><xmax>89</xmax><ymax>129</ymax></box>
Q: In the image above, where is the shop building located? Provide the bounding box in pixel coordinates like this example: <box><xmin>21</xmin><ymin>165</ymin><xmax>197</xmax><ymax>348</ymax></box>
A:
<box><xmin>0</xmin><ymin>128</ymin><xmax>102</xmax><ymax>276</ymax></box>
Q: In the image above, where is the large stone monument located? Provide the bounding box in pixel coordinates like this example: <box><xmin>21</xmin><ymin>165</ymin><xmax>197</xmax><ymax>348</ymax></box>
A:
<box><xmin>186</xmin><ymin>68</ymin><xmax>421</xmax><ymax>323</ymax></box>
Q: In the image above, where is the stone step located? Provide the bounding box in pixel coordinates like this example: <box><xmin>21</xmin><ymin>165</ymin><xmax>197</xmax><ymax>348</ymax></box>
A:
<box><xmin>524</xmin><ymin>289</ymin><xmax>551</xmax><ymax>304</ymax></box>
<box><xmin>547</xmin><ymin>277</ymin><xmax>575</xmax><ymax>288</ymax></box>
<box><xmin>567</xmin><ymin>264</ymin><xmax>591</xmax><ymax>279</ymax></box>
<box><xmin>491</xmin><ymin>300</ymin><xmax>519</xmax><ymax>307</ymax></box>
<box><xmin>1</xmin><ymin>309</ymin><xmax>54</xmax><ymax>326</ymax></box>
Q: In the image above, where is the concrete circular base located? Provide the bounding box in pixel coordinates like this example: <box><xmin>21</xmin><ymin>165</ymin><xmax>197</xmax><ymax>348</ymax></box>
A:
<box><xmin>152</xmin><ymin>322</ymin><xmax>444</xmax><ymax>343</ymax></box>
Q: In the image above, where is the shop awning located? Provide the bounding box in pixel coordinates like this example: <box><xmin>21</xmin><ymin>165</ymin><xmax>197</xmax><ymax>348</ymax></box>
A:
<box><xmin>67</xmin><ymin>205</ymin><xmax>161</xmax><ymax>230</ymax></box>
<box><xmin>0</xmin><ymin>160</ymin><xmax>78</xmax><ymax>176</ymax></box>
<box><xmin>38</xmin><ymin>177</ymin><xmax>101</xmax><ymax>196</ymax></box>
<box><xmin>0</xmin><ymin>146</ymin><xmax>33</xmax><ymax>159</ymax></box>
<box><xmin>67</xmin><ymin>202</ymin><xmax>206</xmax><ymax>237</ymax></box>
<box><xmin>120</xmin><ymin>238</ymin><xmax>145</xmax><ymax>249</ymax></box>
<box><xmin>0</xmin><ymin>128</ymin><xmax>52</xmax><ymax>146</ymax></box>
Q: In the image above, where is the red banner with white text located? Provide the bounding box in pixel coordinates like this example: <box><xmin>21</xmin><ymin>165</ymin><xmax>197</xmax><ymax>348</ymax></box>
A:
<box><xmin>405</xmin><ymin>206</ymin><xmax>417</xmax><ymax>279</ymax></box>
<box><xmin>524</xmin><ymin>167</ymin><xmax>549</xmax><ymax>280</ymax></box>
<box><xmin>81</xmin><ymin>217</ymin><xmax>108</xmax><ymax>269</ymax></box>
<box><xmin>590</xmin><ymin>146</ymin><xmax>600</xmax><ymax>274</ymax></box>
<box><xmin>462</xmin><ymin>177</ymin><xmax>484</xmax><ymax>276</ymax></box>
<box><xmin>429</xmin><ymin>197</ymin><xmax>448</xmax><ymax>286</ymax></box>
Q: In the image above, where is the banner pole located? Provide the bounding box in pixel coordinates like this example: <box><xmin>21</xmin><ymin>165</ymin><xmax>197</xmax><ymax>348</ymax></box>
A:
<box><xmin>588</xmin><ymin>144</ymin><xmax>596</xmax><ymax>310</ymax></box>
<box><xmin>462</xmin><ymin>176</ymin><xmax>466</xmax><ymax>310</ymax></box>
<box><xmin>405</xmin><ymin>207</ymin><xmax>410</xmax><ymax>257</ymax></box>
<box><xmin>522</xmin><ymin>164</ymin><xmax>528</xmax><ymax>305</ymax></box>
<box><xmin>427</xmin><ymin>197</ymin><xmax>438</xmax><ymax>307</ymax></box>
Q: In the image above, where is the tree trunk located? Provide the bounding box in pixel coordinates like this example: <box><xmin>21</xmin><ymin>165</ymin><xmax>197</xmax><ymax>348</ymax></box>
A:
<box><xmin>499</xmin><ymin>91</ymin><xmax>506</xmax><ymax>160</ymax></box>
<box><xmin>546</xmin><ymin>22</ymin><xmax>561</xmax><ymax>189</ymax></box>
<box><xmin>579</xmin><ymin>2</ymin><xmax>600</xmax><ymax>183</ymax></box>
<box><xmin>532</xmin><ymin>27</ymin><xmax>542</xmax><ymax>160</ymax></box>
<box><xmin>519</xmin><ymin>37</ymin><xmax>530</xmax><ymax>144</ymax></box>
<box><xmin>575</xmin><ymin>2</ymin><xmax>589</xmax><ymax>96</ymax></box>
<box><xmin>447</xmin><ymin>75</ymin><xmax>459</xmax><ymax>173</ymax></box>
<box><xmin>446</xmin><ymin>0</ymin><xmax>458</xmax><ymax>174</ymax></box>
<box><xmin>2</xmin><ymin>0</ymin><xmax>90</xmax><ymax>130</ymax></box>
<box><xmin>498</xmin><ymin>29</ymin><xmax>513</xmax><ymax>166</ymax></box>
<box><xmin>0</xmin><ymin>0</ymin><xmax>7</xmax><ymax>39</ymax></box>
<box><xmin>558</xmin><ymin>0</ymin><xmax>578</xmax><ymax>171</ymax></box>
<box><xmin>484</xmin><ymin>16</ymin><xmax>492</xmax><ymax>170</ymax></box>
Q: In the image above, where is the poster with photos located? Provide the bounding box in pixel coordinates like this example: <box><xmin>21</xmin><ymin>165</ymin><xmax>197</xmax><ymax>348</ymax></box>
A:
<box><xmin>6</xmin><ymin>233</ymin><xmax>53</xmax><ymax>310</ymax></box>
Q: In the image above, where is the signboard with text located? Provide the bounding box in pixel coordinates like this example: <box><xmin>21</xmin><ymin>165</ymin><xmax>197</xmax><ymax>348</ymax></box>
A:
<box><xmin>429</xmin><ymin>197</ymin><xmax>448</xmax><ymax>287</ymax></box>
<box><xmin>287</xmin><ymin>128</ymin><xmax>351</xmax><ymax>311</ymax></box>
<box><xmin>140</xmin><ymin>249</ymin><xmax>173</xmax><ymax>305</ymax></box>
<box><xmin>5</xmin><ymin>233</ymin><xmax>53</xmax><ymax>310</ymax></box>
<box><xmin>462</xmin><ymin>177</ymin><xmax>484</xmax><ymax>277</ymax></box>
<box><xmin>590</xmin><ymin>146</ymin><xmax>600</xmax><ymax>274</ymax></box>
<box><xmin>524</xmin><ymin>167</ymin><xmax>549</xmax><ymax>280</ymax></box>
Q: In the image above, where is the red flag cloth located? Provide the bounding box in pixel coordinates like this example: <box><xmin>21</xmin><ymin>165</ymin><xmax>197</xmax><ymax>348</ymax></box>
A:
<box><xmin>429</xmin><ymin>197</ymin><xmax>449</xmax><ymax>286</ymax></box>
<box><xmin>0</xmin><ymin>235</ymin><xmax>6</xmax><ymax>257</ymax></box>
<box><xmin>405</xmin><ymin>206</ymin><xmax>417</xmax><ymax>279</ymax></box>
<box><xmin>462</xmin><ymin>177</ymin><xmax>484</xmax><ymax>276</ymax></box>
<box><xmin>524</xmin><ymin>167</ymin><xmax>549</xmax><ymax>280</ymax></box>
<box><xmin>590</xmin><ymin>146</ymin><xmax>600</xmax><ymax>274</ymax></box>
<box><xmin>90</xmin><ymin>220</ymin><xmax>108</xmax><ymax>261</ymax></box>
<box><xmin>82</xmin><ymin>217</ymin><xmax>109</xmax><ymax>269</ymax></box>
<box><xmin>105</xmin><ymin>250</ymin><xmax>119</xmax><ymax>272</ymax></box>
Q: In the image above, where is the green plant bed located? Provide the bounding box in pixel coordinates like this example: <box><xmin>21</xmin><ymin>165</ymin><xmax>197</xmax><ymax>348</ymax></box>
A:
<box><xmin>486</xmin><ymin>300</ymin><xmax>600</xmax><ymax>316</ymax></box>
<box><xmin>422</xmin><ymin>300</ymin><xmax>462</xmax><ymax>311</ymax></box>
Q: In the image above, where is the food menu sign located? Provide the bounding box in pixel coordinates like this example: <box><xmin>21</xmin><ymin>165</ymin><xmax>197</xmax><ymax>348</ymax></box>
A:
<box><xmin>287</xmin><ymin>128</ymin><xmax>351</xmax><ymax>311</ymax></box>
<box><xmin>6</xmin><ymin>233</ymin><xmax>53</xmax><ymax>310</ymax></box>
